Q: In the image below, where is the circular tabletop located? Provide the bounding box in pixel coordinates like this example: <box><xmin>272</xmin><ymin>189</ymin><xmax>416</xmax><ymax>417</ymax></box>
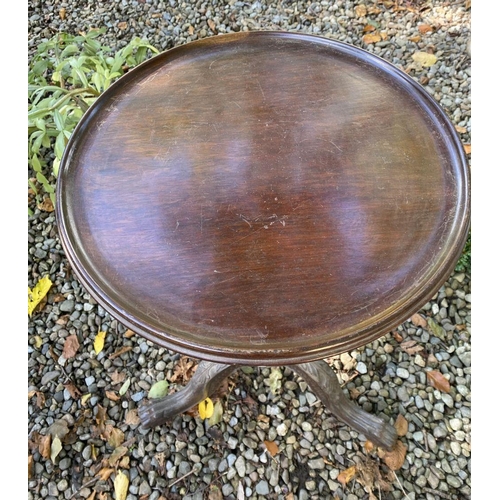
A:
<box><xmin>57</xmin><ymin>32</ymin><xmax>470</xmax><ymax>365</ymax></box>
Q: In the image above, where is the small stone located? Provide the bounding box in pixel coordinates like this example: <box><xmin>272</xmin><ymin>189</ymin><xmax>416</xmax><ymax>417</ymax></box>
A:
<box><xmin>309</xmin><ymin>458</ymin><xmax>325</xmax><ymax>469</ymax></box>
<box><xmin>41</xmin><ymin>371</ymin><xmax>60</xmax><ymax>385</ymax></box>
<box><xmin>255</xmin><ymin>480</ymin><xmax>270</xmax><ymax>495</ymax></box>
<box><xmin>397</xmin><ymin>387</ymin><xmax>410</xmax><ymax>402</ymax></box>
<box><xmin>447</xmin><ymin>475</ymin><xmax>462</xmax><ymax>488</ymax></box>
<box><xmin>235</xmin><ymin>456</ymin><xmax>246</xmax><ymax>477</ymax></box>
<box><xmin>338</xmin><ymin>430</ymin><xmax>351</xmax><ymax>441</ymax></box>
<box><xmin>450</xmin><ymin>441</ymin><xmax>462</xmax><ymax>456</ymax></box>
<box><xmin>60</xmin><ymin>300</ymin><xmax>75</xmax><ymax>312</ymax></box>
<box><xmin>449</xmin><ymin>418</ymin><xmax>463</xmax><ymax>431</ymax></box>
<box><xmin>139</xmin><ymin>481</ymin><xmax>151</xmax><ymax>496</ymax></box>
<box><xmin>396</xmin><ymin>367</ymin><xmax>410</xmax><ymax>379</ymax></box>
<box><xmin>356</xmin><ymin>362</ymin><xmax>368</xmax><ymax>374</ymax></box>
<box><xmin>276</xmin><ymin>423</ymin><xmax>288</xmax><ymax>436</ymax></box>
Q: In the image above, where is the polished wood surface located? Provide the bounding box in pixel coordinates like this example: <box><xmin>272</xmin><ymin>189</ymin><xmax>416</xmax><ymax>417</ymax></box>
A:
<box><xmin>56</xmin><ymin>32</ymin><xmax>470</xmax><ymax>364</ymax></box>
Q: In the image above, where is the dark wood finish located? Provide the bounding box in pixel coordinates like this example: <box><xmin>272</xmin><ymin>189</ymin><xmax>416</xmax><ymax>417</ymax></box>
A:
<box><xmin>56</xmin><ymin>32</ymin><xmax>470</xmax><ymax>365</ymax></box>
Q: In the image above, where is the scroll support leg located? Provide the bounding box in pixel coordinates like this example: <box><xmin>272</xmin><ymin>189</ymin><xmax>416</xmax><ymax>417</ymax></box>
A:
<box><xmin>290</xmin><ymin>360</ymin><xmax>397</xmax><ymax>450</ymax></box>
<box><xmin>139</xmin><ymin>360</ymin><xmax>237</xmax><ymax>429</ymax></box>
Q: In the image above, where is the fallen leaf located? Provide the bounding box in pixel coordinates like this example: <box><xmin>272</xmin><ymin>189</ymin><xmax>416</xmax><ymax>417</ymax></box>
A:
<box><xmin>426</xmin><ymin>370</ymin><xmax>451</xmax><ymax>393</ymax></box>
<box><xmin>119</xmin><ymin>378</ymin><xmax>131</xmax><ymax>396</ymax></box>
<box><xmin>363</xmin><ymin>33</ymin><xmax>381</xmax><ymax>44</ymax></box>
<box><xmin>427</xmin><ymin>318</ymin><xmax>447</xmax><ymax>340</ymax></box>
<box><xmin>114</xmin><ymin>470</ymin><xmax>129</xmax><ymax>500</ymax></box>
<box><xmin>109</xmin><ymin>446</ymin><xmax>128</xmax><ymax>466</ymax></box>
<box><xmin>379</xmin><ymin>440</ymin><xmax>407</xmax><ymax>471</ymax></box>
<box><xmin>111</xmin><ymin>370</ymin><xmax>126</xmax><ymax>385</ymax></box>
<box><xmin>393</xmin><ymin>331</ymin><xmax>404</xmax><ymax>343</ymax></box>
<box><xmin>207</xmin><ymin>400</ymin><xmax>224</xmax><ymax>426</ymax></box>
<box><xmin>363</xmin><ymin>24</ymin><xmax>376</xmax><ymax>33</ymax></box>
<box><xmin>48</xmin><ymin>419</ymin><xmax>70</xmax><ymax>440</ymax></box>
<box><xmin>355</xmin><ymin>4</ymin><xmax>367</xmax><ymax>17</ymax></box>
<box><xmin>119</xmin><ymin>456</ymin><xmax>130</xmax><ymax>468</ymax></box>
<box><xmin>198</xmin><ymin>398</ymin><xmax>214</xmax><ymax>419</ymax></box>
<box><xmin>148</xmin><ymin>380</ymin><xmax>169</xmax><ymax>399</ymax></box>
<box><xmin>171</xmin><ymin>356</ymin><xmax>197</xmax><ymax>384</ymax></box>
<box><xmin>188</xmin><ymin>25</ymin><xmax>195</xmax><ymax>35</ymax></box>
<box><xmin>28</xmin><ymin>276</ymin><xmax>52</xmax><ymax>316</ymax></box>
<box><xmin>117</xmin><ymin>21</ymin><xmax>128</xmax><ymax>30</ymax></box>
<box><xmin>455</xmin><ymin>125</ymin><xmax>467</xmax><ymax>134</ymax></box>
<box><xmin>410</xmin><ymin>313</ymin><xmax>427</xmax><ymax>328</ymax></box>
<box><xmin>400</xmin><ymin>340</ymin><xmax>424</xmax><ymax>355</ymax></box>
<box><xmin>412</xmin><ymin>51</ymin><xmax>438</xmax><ymax>67</ymax></box>
<box><xmin>62</xmin><ymin>334</ymin><xmax>80</xmax><ymax>359</ymax></box>
<box><xmin>338</xmin><ymin>465</ymin><xmax>357</xmax><ymax>487</ymax></box>
<box><xmin>51</xmin><ymin>436</ymin><xmax>62</xmax><ymax>463</ymax></box>
<box><xmin>394</xmin><ymin>414</ymin><xmax>408</xmax><ymax>437</ymax></box>
<box><xmin>364</xmin><ymin>440</ymin><xmax>374</xmax><ymax>453</ymax></box>
<box><xmin>97</xmin><ymin>468</ymin><xmax>114</xmax><ymax>481</ymax></box>
<box><xmin>106</xmin><ymin>390</ymin><xmax>120</xmax><ymax>401</ymax></box>
<box><xmin>463</xmin><ymin>144</ymin><xmax>471</xmax><ymax>154</ymax></box>
<box><xmin>108</xmin><ymin>427</ymin><xmax>125</xmax><ymax>448</ymax></box>
<box><xmin>37</xmin><ymin>197</ymin><xmax>54</xmax><ymax>212</ymax></box>
<box><xmin>28</xmin><ymin>455</ymin><xmax>34</xmax><ymax>479</ymax></box>
<box><xmin>208</xmin><ymin>484</ymin><xmax>223</xmax><ymax>500</ymax></box>
<box><xmin>124</xmin><ymin>409</ymin><xmax>141</xmax><ymax>426</ymax></box>
<box><xmin>208</xmin><ymin>19</ymin><xmax>216</xmax><ymax>32</ymax></box>
<box><xmin>408</xmin><ymin>35</ymin><xmax>421</xmax><ymax>43</ymax></box>
<box><xmin>124</xmin><ymin>329</ymin><xmax>135</xmax><ymax>338</ymax></box>
<box><xmin>34</xmin><ymin>335</ymin><xmax>44</xmax><ymax>349</ymax></box>
<box><xmin>39</xmin><ymin>434</ymin><xmax>51</xmax><ymax>459</ymax></box>
<box><xmin>263</xmin><ymin>440</ymin><xmax>279</xmax><ymax>457</ymax></box>
<box><xmin>81</xmin><ymin>393</ymin><xmax>91</xmax><ymax>406</ymax></box>
<box><xmin>94</xmin><ymin>331</ymin><xmax>106</xmax><ymax>355</ymax></box>
<box><xmin>418</xmin><ymin>24</ymin><xmax>433</xmax><ymax>34</ymax></box>
<box><xmin>267</xmin><ymin>367</ymin><xmax>283</xmax><ymax>395</ymax></box>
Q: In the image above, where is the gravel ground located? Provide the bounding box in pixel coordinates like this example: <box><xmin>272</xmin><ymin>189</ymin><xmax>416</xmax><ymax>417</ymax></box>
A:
<box><xmin>28</xmin><ymin>1</ymin><xmax>471</xmax><ymax>499</ymax></box>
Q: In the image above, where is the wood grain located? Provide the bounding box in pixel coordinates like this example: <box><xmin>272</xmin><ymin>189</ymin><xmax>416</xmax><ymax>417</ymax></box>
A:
<box><xmin>56</xmin><ymin>32</ymin><xmax>470</xmax><ymax>364</ymax></box>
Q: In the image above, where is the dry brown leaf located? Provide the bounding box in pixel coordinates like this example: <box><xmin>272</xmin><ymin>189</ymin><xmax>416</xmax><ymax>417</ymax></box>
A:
<box><xmin>455</xmin><ymin>125</ymin><xmax>467</xmax><ymax>134</ymax></box>
<box><xmin>409</xmin><ymin>35</ymin><xmax>421</xmax><ymax>43</ymax></box>
<box><xmin>64</xmin><ymin>382</ymin><xmax>81</xmax><ymax>399</ymax></box>
<box><xmin>38</xmin><ymin>197</ymin><xmax>54</xmax><ymax>212</ymax></box>
<box><xmin>108</xmin><ymin>427</ymin><xmax>125</xmax><ymax>449</ymax></box>
<box><xmin>106</xmin><ymin>390</ymin><xmax>121</xmax><ymax>402</ymax></box>
<box><xmin>263</xmin><ymin>440</ymin><xmax>279</xmax><ymax>457</ymax></box>
<box><xmin>338</xmin><ymin>465</ymin><xmax>357</xmax><ymax>487</ymax></box>
<box><xmin>124</xmin><ymin>409</ymin><xmax>141</xmax><ymax>426</ymax></box>
<box><xmin>109</xmin><ymin>446</ymin><xmax>128</xmax><ymax>467</ymax></box>
<box><xmin>28</xmin><ymin>455</ymin><xmax>34</xmax><ymax>479</ymax></box>
<box><xmin>59</xmin><ymin>7</ymin><xmax>66</xmax><ymax>20</ymax></box>
<box><xmin>393</xmin><ymin>331</ymin><xmax>404</xmax><ymax>343</ymax></box>
<box><xmin>355</xmin><ymin>4</ymin><xmax>367</xmax><ymax>17</ymax></box>
<box><xmin>171</xmin><ymin>356</ymin><xmax>197</xmax><ymax>384</ymax></box>
<box><xmin>427</xmin><ymin>370</ymin><xmax>451</xmax><ymax>393</ymax></box>
<box><xmin>400</xmin><ymin>340</ymin><xmax>424</xmax><ymax>355</ymax></box>
<box><xmin>463</xmin><ymin>144</ymin><xmax>471</xmax><ymax>154</ymax></box>
<box><xmin>97</xmin><ymin>467</ymin><xmax>114</xmax><ymax>481</ymax></box>
<box><xmin>363</xmin><ymin>24</ymin><xmax>376</xmax><ymax>33</ymax></box>
<box><xmin>111</xmin><ymin>370</ymin><xmax>126</xmax><ymax>385</ymax></box>
<box><xmin>117</xmin><ymin>21</ymin><xmax>128</xmax><ymax>30</ymax></box>
<box><xmin>394</xmin><ymin>414</ymin><xmax>408</xmax><ymax>437</ymax></box>
<box><xmin>368</xmin><ymin>6</ymin><xmax>381</xmax><ymax>14</ymax></box>
<box><xmin>207</xmin><ymin>485</ymin><xmax>223</xmax><ymax>500</ymax></box>
<box><xmin>364</xmin><ymin>440</ymin><xmax>375</xmax><ymax>453</ymax></box>
<box><xmin>418</xmin><ymin>24</ymin><xmax>433</xmax><ymax>34</ymax></box>
<box><xmin>410</xmin><ymin>313</ymin><xmax>427</xmax><ymax>328</ymax></box>
<box><xmin>363</xmin><ymin>33</ymin><xmax>381</xmax><ymax>44</ymax></box>
<box><xmin>188</xmin><ymin>25</ymin><xmax>195</xmax><ymax>35</ymax></box>
<box><xmin>380</xmin><ymin>440</ymin><xmax>407</xmax><ymax>471</ymax></box>
<box><xmin>62</xmin><ymin>334</ymin><xmax>80</xmax><ymax>359</ymax></box>
<box><xmin>119</xmin><ymin>456</ymin><xmax>130</xmax><ymax>468</ymax></box>
<box><xmin>208</xmin><ymin>19</ymin><xmax>216</xmax><ymax>32</ymax></box>
<box><xmin>39</xmin><ymin>434</ymin><xmax>51</xmax><ymax>459</ymax></box>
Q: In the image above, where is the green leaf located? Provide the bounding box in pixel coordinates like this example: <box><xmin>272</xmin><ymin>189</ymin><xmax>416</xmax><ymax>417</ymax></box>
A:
<box><xmin>53</xmin><ymin>109</ymin><xmax>65</xmax><ymax>131</ymax></box>
<box><xmin>119</xmin><ymin>378</ymin><xmax>131</xmax><ymax>396</ymax></box>
<box><xmin>148</xmin><ymin>380</ymin><xmax>169</xmax><ymax>399</ymax></box>
<box><xmin>55</xmin><ymin>132</ymin><xmax>66</xmax><ymax>159</ymax></box>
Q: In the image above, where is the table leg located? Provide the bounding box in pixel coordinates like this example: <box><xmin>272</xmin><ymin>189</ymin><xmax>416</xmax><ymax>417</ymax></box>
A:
<box><xmin>139</xmin><ymin>359</ymin><xmax>397</xmax><ymax>450</ymax></box>
<box><xmin>290</xmin><ymin>360</ymin><xmax>397</xmax><ymax>450</ymax></box>
<box><xmin>139</xmin><ymin>360</ymin><xmax>237</xmax><ymax>429</ymax></box>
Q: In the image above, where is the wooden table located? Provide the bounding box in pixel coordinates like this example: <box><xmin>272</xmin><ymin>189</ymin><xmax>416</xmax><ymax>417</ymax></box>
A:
<box><xmin>56</xmin><ymin>32</ymin><xmax>470</xmax><ymax>450</ymax></box>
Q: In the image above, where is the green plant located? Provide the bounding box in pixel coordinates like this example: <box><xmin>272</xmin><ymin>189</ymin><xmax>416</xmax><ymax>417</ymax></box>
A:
<box><xmin>455</xmin><ymin>232</ymin><xmax>471</xmax><ymax>274</ymax></box>
<box><xmin>28</xmin><ymin>29</ymin><xmax>159</xmax><ymax>213</ymax></box>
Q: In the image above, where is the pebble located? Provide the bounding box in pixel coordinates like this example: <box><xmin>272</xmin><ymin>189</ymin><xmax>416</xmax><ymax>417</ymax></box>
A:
<box><xmin>28</xmin><ymin>2</ymin><xmax>471</xmax><ymax>499</ymax></box>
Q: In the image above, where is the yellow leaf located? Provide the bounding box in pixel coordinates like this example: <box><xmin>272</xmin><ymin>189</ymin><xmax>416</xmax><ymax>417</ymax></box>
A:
<box><xmin>94</xmin><ymin>331</ymin><xmax>106</xmax><ymax>355</ymax></box>
<box><xmin>28</xmin><ymin>275</ymin><xmax>52</xmax><ymax>316</ymax></box>
<box><xmin>198</xmin><ymin>398</ymin><xmax>214</xmax><ymax>419</ymax></box>
<box><xmin>411</xmin><ymin>51</ymin><xmax>438</xmax><ymax>67</ymax></box>
<box><xmin>363</xmin><ymin>33</ymin><xmax>381</xmax><ymax>44</ymax></box>
<box><xmin>113</xmin><ymin>470</ymin><xmax>129</xmax><ymax>500</ymax></box>
<box><xmin>81</xmin><ymin>393</ymin><xmax>91</xmax><ymax>406</ymax></box>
